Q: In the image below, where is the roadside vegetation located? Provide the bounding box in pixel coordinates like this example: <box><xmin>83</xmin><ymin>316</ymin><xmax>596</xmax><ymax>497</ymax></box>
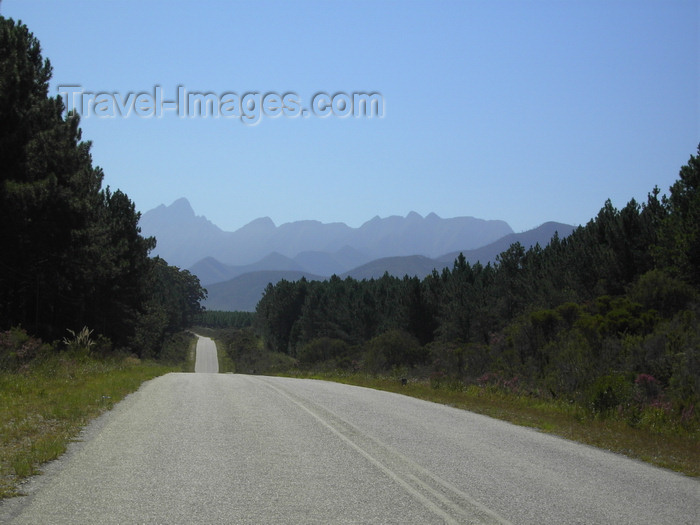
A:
<box><xmin>0</xmin><ymin>18</ymin><xmax>204</xmax><ymax>499</ymax></box>
<box><xmin>203</xmin><ymin>322</ymin><xmax>699</xmax><ymax>476</ymax></box>
<box><xmin>0</xmin><ymin>328</ymin><xmax>195</xmax><ymax>498</ymax></box>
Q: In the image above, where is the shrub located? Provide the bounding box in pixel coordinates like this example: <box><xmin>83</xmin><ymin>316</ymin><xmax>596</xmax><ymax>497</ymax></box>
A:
<box><xmin>159</xmin><ymin>332</ymin><xmax>194</xmax><ymax>364</ymax></box>
<box><xmin>543</xmin><ymin>330</ymin><xmax>593</xmax><ymax>397</ymax></box>
<box><xmin>530</xmin><ymin>309</ymin><xmax>562</xmax><ymax>341</ymax></box>
<box><xmin>555</xmin><ymin>302</ymin><xmax>582</xmax><ymax>326</ymax></box>
<box><xmin>0</xmin><ymin>327</ymin><xmax>48</xmax><ymax>371</ymax></box>
<box><xmin>634</xmin><ymin>373</ymin><xmax>662</xmax><ymax>404</ymax></box>
<box><xmin>363</xmin><ymin>330</ymin><xmax>425</xmax><ymax>372</ymax></box>
<box><xmin>430</xmin><ymin>370</ymin><xmax>446</xmax><ymax>389</ymax></box>
<box><xmin>62</xmin><ymin>326</ymin><xmax>95</xmax><ymax>356</ymax></box>
<box><xmin>586</xmin><ymin>373</ymin><xmax>633</xmax><ymax>415</ymax></box>
<box><xmin>428</xmin><ymin>341</ymin><xmax>491</xmax><ymax>381</ymax></box>
<box><xmin>428</xmin><ymin>341</ymin><xmax>465</xmax><ymax>378</ymax></box>
<box><xmin>628</xmin><ymin>270</ymin><xmax>695</xmax><ymax>318</ymax></box>
<box><xmin>297</xmin><ymin>337</ymin><xmax>353</xmax><ymax>367</ymax></box>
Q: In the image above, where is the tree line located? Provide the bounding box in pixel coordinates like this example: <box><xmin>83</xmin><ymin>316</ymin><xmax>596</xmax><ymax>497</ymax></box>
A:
<box><xmin>255</xmin><ymin>146</ymin><xmax>700</xmax><ymax>417</ymax></box>
<box><xmin>0</xmin><ymin>17</ymin><xmax>206</xmax><ymax>361</ymax></box>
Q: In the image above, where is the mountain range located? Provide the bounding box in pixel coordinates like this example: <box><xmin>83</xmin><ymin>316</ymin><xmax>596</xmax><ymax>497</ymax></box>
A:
<box><xmin>139</xmin><ymin>198</ymin><xmax>514</xmax><ymax>269</ymax></box>
<box><xmin>138</xmin><ymin>198</ymin><xmax>576</xmax><ymax>311</ymax></box>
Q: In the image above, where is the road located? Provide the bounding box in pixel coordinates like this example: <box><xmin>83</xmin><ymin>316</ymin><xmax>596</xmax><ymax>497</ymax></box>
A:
<box><xmin>1</xmin><ymin>343</ymin><xmax>697</xmax><ymax>523</ymax></box>
<box><xmin>194</xmin><ymin>335</ymin><xmax>218</xmax><ymax>373</ymax></box>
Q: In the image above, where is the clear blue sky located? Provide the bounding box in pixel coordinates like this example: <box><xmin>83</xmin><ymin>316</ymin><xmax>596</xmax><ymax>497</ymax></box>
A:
<box><xmin>3</xmin><ymin>0</ymin><xmax>698</xmax><ymax>232</ymax></box>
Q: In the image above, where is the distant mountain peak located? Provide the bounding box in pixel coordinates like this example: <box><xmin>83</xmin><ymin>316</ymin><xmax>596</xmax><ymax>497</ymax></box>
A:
<box><xmin>156</xmin><ymin>197</ymin><xmax>195</xmax><ymax>219</ymax></box>
<box><xmin>242</xmin><ymin>216</ymin><xmax>276</xmax><ymax>230</ymax></box>
<box><xmin>141</xmin><ymin>200</ymin><xmax>519</xmax><ymax>270</ymax></box>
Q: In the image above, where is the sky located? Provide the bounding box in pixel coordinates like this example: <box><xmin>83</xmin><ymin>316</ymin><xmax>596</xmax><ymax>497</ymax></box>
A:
<box><xmin>2</xmin><ymin>0</ymin><xmax>698</xmax><ymax>233</ymax></box>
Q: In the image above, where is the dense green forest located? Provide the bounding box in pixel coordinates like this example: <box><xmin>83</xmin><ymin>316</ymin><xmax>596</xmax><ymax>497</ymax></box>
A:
<box><xmin>254</xmin><ymin>146</ymin><xmax>700</xmax><ymax>422</ymax></box>
<box><xmin>0</xmin><ymin>17</ymin><xmax>206</xmax><ymax>364</ymax></box>
<box><xmin>196</xmin><ymin>310</ymin><xmax>255</xmax><ymax>330</ymax></box>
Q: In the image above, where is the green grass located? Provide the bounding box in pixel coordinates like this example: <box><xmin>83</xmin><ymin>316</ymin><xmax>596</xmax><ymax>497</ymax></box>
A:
<box><xmin>215</xmin><ymin>339</ymin><xmax>236</xmax><ymax>373</ymax></box>
<box><xmin>184</xmin><ymin>335</ymin><xmax>197</xmax><ymax>373</ymax></box>
<box><xmin>0</xmin><ymin>354</ymin><xmax>176</xmax><ymax>498</ymax></box>
<box><xmin>283</xmin><ymin>371</ymin><xmax>700</xmax><ymax>477</ymax></box>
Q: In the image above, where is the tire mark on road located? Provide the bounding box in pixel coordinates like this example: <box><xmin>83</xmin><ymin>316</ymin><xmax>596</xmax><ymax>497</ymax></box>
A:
<box><xmin>252</xmin><ymin>376</ymin><xmax>511</xmax><ymax>525</ymax></box>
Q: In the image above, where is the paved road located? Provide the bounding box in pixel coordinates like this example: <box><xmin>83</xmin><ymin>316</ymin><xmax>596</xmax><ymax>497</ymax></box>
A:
<box><xmin>1</xmin><ymin>375</ymin><xmax>697</xmax><ymax>523</ymax></box>
<box><xmin>193</xmin><ymin>335</ymin><xmax>218</xmax><ymax>373</ymax></box>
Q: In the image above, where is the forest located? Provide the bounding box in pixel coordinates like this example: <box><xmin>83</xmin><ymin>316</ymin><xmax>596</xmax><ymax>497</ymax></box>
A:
<box><xmin>0</xmin><ymin>17</ymin><xmax>206</xmax><ymax>365</ymax></box>
<box><xmin>252</xmin><ymin>146</ymin><xmax>700</xmax><ymax>423</ymax></box>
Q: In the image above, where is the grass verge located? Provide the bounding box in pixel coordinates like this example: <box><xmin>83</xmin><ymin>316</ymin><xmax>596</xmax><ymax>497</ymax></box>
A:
<box><xmin>216</xmin><ymin>340</ymin><xmax>236</xmax><ymax>373</ymax></box>
<box><xmin>184</xmin><ymin>335</ymin><xmax>197</xmax><ymax>373</ymax></box>
<box><xmin>285</xmin><ymin>371</ymin><xmax>700</xmax><ymax>477</ymax></box>
<box><xmin>0</xmin><ymin>354</ymin><xmax>176</xmax><ymax>499</ymax></box>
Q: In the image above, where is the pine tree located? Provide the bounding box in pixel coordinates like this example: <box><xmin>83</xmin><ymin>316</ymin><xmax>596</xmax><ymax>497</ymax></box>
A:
<box><xmin>0</xmin><ymin>17</ymin><xmax>104</xmax><ymax>336</ymax></box>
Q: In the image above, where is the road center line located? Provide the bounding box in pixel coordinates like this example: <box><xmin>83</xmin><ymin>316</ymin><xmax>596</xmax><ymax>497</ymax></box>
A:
<box><xmin>254</xmin><ymin>377</ymin><xmax>511</xmax><ymax>525</ymax></box>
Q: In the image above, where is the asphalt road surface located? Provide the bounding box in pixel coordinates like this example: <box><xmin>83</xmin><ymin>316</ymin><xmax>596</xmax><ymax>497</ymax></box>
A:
<box><xmin>194</xmin><ymin>335</ymin><xmax>218</xmax><ymax>373</ymax></box>
<box><xmin>1</xmin><ymin>345</ymin><xmax>697</xmax><ymax>523</ymax></box>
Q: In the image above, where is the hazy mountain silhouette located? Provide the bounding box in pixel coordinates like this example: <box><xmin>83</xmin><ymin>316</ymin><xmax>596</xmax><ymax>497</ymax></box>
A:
<box><xmin>202</xmin><ymin>270</ymin><xmax>325</xmax><ymax>312</ymax></box>
<box><xmin>197</xmin><ymin>222</ymin><xmax>576</xmax><ymax>311</ymax></box>
<box><xmin>343</xmin><ymin>222</ymin><xmax>576</xmax><ymax>280</ymax></box>
<box><xmin>139</xmin><ymin>198</ymin><xmax>575</xmax><ymax>310</ymax></box>
<box><xmin>139</xmin><ymin>198</ymin><xmax>224</xmax><ymax>269</ymax></box>
<box><xmin>436</xmin><ymin>221</ymin><xmax>577</xmax><ymax>265</ymax></box>
<box><xmin>190</xmin><ymin>247</ymin><xmax>373</xmax><ymax>286</ymax></box>
<box><xmin>189</xmin><ymin>252</ymin><xmax>305</xmax><ymax>286</ymax></box>
<box><xmin>139</xmin><ymin>198</ymin><xmax>514</xmax><ymax>269</ymax></box>
<box><xmin>341</xmin><ymin>255</ymin><xmax>438</xmax><ymax>280</ymax></box>
<box><xmin>292</xmin><ymin>245</ymin><xmax>369</xmax><ymax>277</ymax></box>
